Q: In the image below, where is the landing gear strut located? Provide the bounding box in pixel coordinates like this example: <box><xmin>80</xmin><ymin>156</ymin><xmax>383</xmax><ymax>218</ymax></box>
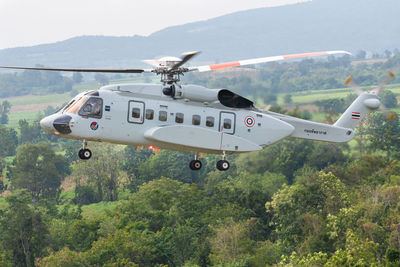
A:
<box><xmin>78</xmin><ymin>139</ymin><xmax>92</xmax><ymax>160</ymax></box>
<box><xmin>216</xmin><ymin>151</ymin><xmax>230</xmax><ymax>171</ymax></box>
<box><xmin>189</xmin><ymin>153</ymin><xmax>202</xmax><ymax>171</ymax></box>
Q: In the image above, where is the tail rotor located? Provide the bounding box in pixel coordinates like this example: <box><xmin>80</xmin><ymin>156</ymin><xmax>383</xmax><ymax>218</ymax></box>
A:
<box><xmin>345</xmin><ymin>72</ymin><xmax>396</xmax><ymax>121</ymax></box>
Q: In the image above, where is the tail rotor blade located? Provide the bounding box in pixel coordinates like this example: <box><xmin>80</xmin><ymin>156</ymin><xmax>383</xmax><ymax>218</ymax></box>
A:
<box><xmin>379</xmin><ymin>103</ymin><xmax>396</xmax><ymax>121</ymax></box>
<box><xmin>373</xmin><ymin>71</ymin><xmax>395</xmax><ymax>95</ymax></box>
<box><xmin>345</xmin><ymin>76</ymin><xmax>364</xmax><ymax>95</ymax></box>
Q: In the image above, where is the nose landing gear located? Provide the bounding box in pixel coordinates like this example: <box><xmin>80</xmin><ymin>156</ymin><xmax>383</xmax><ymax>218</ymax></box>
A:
<box><xmin>78</xmin><ymin>139</ymin><xmax>92</xmax><ymax>160</ymax></box>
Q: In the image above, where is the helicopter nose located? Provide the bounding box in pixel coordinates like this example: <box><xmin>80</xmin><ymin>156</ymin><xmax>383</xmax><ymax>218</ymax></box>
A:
<box><xmin>40</xmin><ymin>114</ymin><xmax>72</xmax><ymax>134</ymax></box>
<box><xmin>53</xmin><ymin>115</ymin><xmax>72</xmax><ymax>134</ymax></box>
<box><xmin>40</xmin><ymin>116</ymin><xmax>55</xmax><ymax>133</ymax></box>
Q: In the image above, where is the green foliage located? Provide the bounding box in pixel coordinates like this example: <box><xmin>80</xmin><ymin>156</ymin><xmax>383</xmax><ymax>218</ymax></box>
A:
<box><xmin>0</xmin><ymin>70</ymin><xmax>73</xmax><ymax>97</ymax></box>
<box><xmin>18</xmin><ymin>119</ymin><xmax>42</xmax><ymax>144</ymax></box>
<box><xmin>209</xmin><ymin>218</ymin><xmax>254</xmax><ymax>265</ymax></box>
<box><xmin>381</xmin><ymin>90</ymin><xmax>398</xmax><ymax>108</ymax></box>
<box><xmin>73</xmin><ymin>145</ymin><xmax>122</xmax><ymax>202</ymax></box>
<box><xmin>280</xmin><ymin>230</ymin><xmax>382</xmax><ymax>266</ymax></box>
<box><xmin>74</xmin><ymin>184</ymin><xmax>99</xmax><ymax>205</ymax></box>
<box><xmin>0</xmin><ymin>190</ymin><xmax>49</xmax><ymax>267</ymax></box>
<box><xmin>10</xmin><ymin>143</ymin><xmax>69</xmax><ymax>201</ymax></box>
<box><xmin>236</xmin><ymin>139</ymin><xmax>347</xmax><ymax>183</ymax></box>
<box><xmin>1</xmin><ymin>54</ymin><xmax>400</xmax><ymax>266</ymax></box>
<box><xmin>266</xmin><ymin>172</ymin><xmax>349</xmax><ymax>253</ymax></box>
<box><xmin>0</xmin><ymin>125</ymin><xmax>18</xmax><ymax>157</ymax></box>
<box><xmin>364</xmin><ymin>112</ymin><xmax>400</xmax><ymax>158</ymax></box>
<box><xmin>72</xmin><ymin>72</ymin><xmax>84</xmax><ymax>84</ymax></box>
<box><xmin>94</xmin><ymin>73</ymin><xmax>109</xmax><ymax>85</ymax></box>
<box><xmin>0</xmin><ymin>100</ymin><xmax>11</xmax><ymax>124</ymax></box>
<box><xmin>135</xmin><ymin>150</ymin><xmax>207</xmax><ymax>184</ymax></box>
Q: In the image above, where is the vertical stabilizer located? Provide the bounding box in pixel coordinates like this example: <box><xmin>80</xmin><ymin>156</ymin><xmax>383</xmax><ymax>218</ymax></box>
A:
<box><xmin>334</xmin><ymin>93</ymin><xmax>380</xmax><ymax>129</ymax></box>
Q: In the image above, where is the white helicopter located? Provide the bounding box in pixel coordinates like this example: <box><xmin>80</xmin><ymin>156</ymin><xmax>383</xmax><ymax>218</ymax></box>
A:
<box><xmin>0</xmin><ymin>50</ymin><xmax>393</xmax><ymax>171</ymax></box>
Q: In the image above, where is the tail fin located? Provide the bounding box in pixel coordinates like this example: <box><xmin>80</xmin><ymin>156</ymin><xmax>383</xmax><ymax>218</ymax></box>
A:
<box><xmin>334</xmin><ymin>93</ymin><xmax>380</xmax><ymax>129</ymax></box>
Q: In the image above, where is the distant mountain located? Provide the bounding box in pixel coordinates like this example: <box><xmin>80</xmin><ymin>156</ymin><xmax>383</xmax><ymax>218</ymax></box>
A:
<box><xmin>0</xmin><ymin>0</ymin><xmax>399</xmax><ymax>68</ymax></box>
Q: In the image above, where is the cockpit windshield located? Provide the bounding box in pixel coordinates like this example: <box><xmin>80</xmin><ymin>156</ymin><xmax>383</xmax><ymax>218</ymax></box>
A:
<box><xmin>63</xmin><ymin>96</ymin><xmax>87</xmax><ymax>114</ymax></box>
<box><xmin>78</xmin><ymin>97</ymin><xmax>103</xmax><ymax>118</ymax></box>
<box><xmin>62</xmin><ymin>96</ymin><xmax>103</xmax><ymax>119</ymax></box>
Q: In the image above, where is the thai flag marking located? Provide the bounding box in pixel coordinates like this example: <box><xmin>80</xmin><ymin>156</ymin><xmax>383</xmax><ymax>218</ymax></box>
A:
<box><xmin>352</xmin><ymin>112</ymin><xmax>361</xmax><ymax>120</ymax></box>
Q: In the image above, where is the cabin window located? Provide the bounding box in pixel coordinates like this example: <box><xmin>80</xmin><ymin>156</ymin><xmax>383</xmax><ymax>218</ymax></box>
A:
<box><xmin>146</xmin><ymin>109</ymin><xmax>154</xmax><ymax>120</ymax></box>
<box><xmin>223</xmin><ymin>118</ymin><xmax>232</xmax><ymax>129</ymax></box>
<box><xmin>131</xmin><ymin>108</ymin><xmax>141</xmax><ymax>119</ymax></box>
<box><xmin>159</xmin><ymin>111</ymin><xmax>167</xmax><ymax>122</ymax></box>
<box><xmin>78</xmin><ymin>97</ymin><xmax>103</xmax><ymax>118</ymax></box>
<box><xmin>206</xmin><ymin>116</ymin><xmax>214</xmax><ymax>127</ymax></box>
<box><xmin>192</xmin><ymin>115</ymin><xmax>201</xmax><ymax>125</ymax></box>
<box><xmin>175</xmin><ymin>113</ymin><xmax>184</xmax><ymax>123</ymax></box>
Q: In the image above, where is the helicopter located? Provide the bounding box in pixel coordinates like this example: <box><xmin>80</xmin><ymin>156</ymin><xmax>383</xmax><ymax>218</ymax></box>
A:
<box><xmin>0</xmin><ymin>50</ymin><xmax>393</xmax><ymax>171</ymax></box>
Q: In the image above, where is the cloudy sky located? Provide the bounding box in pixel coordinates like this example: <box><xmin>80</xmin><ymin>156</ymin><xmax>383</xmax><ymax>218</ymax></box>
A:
<box><xmin>0</xmin><ymin>0</ymin><xmax>308</xmax><ymax>50</ymax></box>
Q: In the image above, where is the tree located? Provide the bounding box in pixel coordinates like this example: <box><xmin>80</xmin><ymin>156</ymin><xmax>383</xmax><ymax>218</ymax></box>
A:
<box><xmin>0</xmin><ymin>125</ymin><xmax>18</xmax><ymax>157</ymax></box>
<box><xmin>136</xmin><ymin>150</ymin><xmax>206</xmax><ymax>184</ymax></box>
<box><xmin>0</xmin><ymin>190</ymin><xmax>49</xmax><ymax>267</ymax></box>
<box><xmin>365</xmin><ymin>112</ymin><xmax>400</xmax><ymax>158</ymax></box>
<box><xmin>18</xmin><ymin>119</ymin><xmax>42</xmax><ymax>144</ymax></box>
<box><xmin>0</xmin><ymin>100</ymin><xmax>11</xmax><ymax>124</ymax></box>
<box><xmin>381</xmin><ymin>90</ymin><xmax>398</xmax><ymax>108</ymax></box>
<box><xmin>72</xmin><ymin>72</ymin><xmax>83</xmax><ymax>84</ymax></box>
<box><xmin>209</xmin><ymin>218</ymin><xmax>253</xmax><ymax>265</ymax></box>
<box><xmin>122</xmin><ymin>146</ymin><xmax>154</xmax><ymax>191</ymax></box>
<box><xmin>283</xmin><ymin>94</ymin><xmax>292</xmax><ymax>104</ymax></box>
<box><xmin>266</xmin><ymin>172</ymin><xmax>349</xmax><ymax>253</ymax></box>
<box><xmin>72</xmin><ymin>144</ymin><xmax>122</xmax><ymax>202</ymax></box>
<box><xmin>10</xmin><ymin>143</ymin><xmax>69</xmax><ymax>202</ymax></box>
<box><xmin>356</xmin><ymin>50</ymin><xmax>367</xmax><ymax>60</ymax></box>
<box><xmin>94</xmin><ymin>74</ymin><xmax>109</xmax><ymax>85</ymax></box>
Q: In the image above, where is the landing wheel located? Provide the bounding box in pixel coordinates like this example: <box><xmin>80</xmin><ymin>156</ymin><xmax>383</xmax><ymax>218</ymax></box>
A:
<box><xmin>78</xmin><ymin>148</ymin><xmax>92</xmax><ymax>160</ymax></box>
<box><xmin>216</xmin><ymin>160</ymin><xmax>230</xmax><ymax>171</ymax></box>
<box><xmin>189</xmin><ymin>160</ymin><xmax>202</xmax><ymax>171</ymax></box>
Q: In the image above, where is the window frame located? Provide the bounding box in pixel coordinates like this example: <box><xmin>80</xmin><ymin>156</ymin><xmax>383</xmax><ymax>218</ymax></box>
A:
<box><xmin>192</xmin><ymin>115</ymin><xmax>201</xmax><ymax>126</ymax></box>
<box><xmin>206</xmin><ymin>116</ymin><xmax>215</xmax><ymax>127</ymax></box>
<box><xmin>159</xmin><ymin>110</ymin><xmax>168</xmax><ymax>122</ymax></box>
<box><xmin>145</xmin><ymin>109</ymin><xmax>154</xmax><ymax>120</ymax></box>
<box><xmin>78</xmin><ymin>97</ymin><xmax>103</xmax><ymax>119</ymax></box>
<box><xmin>127</xmin><ymin>100</ymin><xmax>145</xmax><ymax>124</ymax></box>
<box><xmin>175</xmin><ymin>112</ymin><xmax>184</xmax><ymax>123</ymax></box>
<box><xmin>223</xmin><ymin>118</ymin><xmax>232</xmax><ymax>129</ymax></box>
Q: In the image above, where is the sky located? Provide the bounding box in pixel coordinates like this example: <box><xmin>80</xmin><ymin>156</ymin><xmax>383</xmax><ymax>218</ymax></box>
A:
<box><xmin>0</xmin><ymin>0</ymin><xmax>309</xmax><ymax>50</ymax></box>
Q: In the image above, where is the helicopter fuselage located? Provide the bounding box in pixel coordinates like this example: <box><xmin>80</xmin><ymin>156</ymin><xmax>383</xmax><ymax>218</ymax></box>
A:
<box><xmin>41</xmin><ymin>83</ymin><xmax>295</xmax><ymax>154</ymax></box>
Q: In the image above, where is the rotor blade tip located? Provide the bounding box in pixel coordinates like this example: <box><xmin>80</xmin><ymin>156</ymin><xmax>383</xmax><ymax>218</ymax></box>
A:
<box><xmin>345</xmin><ymin>76</ymin><xmax>352</xmax><ymax>85</ymax></box>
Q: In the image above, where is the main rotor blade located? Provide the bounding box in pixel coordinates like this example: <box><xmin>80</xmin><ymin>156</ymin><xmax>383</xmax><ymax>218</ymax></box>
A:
<box><xmin>190</xmin><ymin>50</ymin><xmax>351</xmax><ymax>72</ymax></box>
<box><xmin>171</xmin><ymin>51</ymin><xmax>200</xmax><ymax>70</ymax></box>
<box><xmin>0</xmin><ymin>66</ymin><xmax>150</xmax><ymax>73</ymax></box>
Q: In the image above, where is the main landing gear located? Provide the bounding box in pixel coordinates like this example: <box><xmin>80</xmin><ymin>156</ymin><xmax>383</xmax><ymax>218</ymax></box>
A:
<box><xmin>189</xmin><ymin>151</ymin><xmax>230</xmax><ymax>171</ymax></box>
<box><xmin>216</xmin><ymin>151</ymin><xmax>230</xmax><ymax>171</ymax></box>
<box><xmin>189</xmin><ymin>153</ymin><xmax>202</xmax><ymax>171</ymax></box>
<box><xmin>78</xmin><ymin>139</ymin><xmax>92</xmax><ymax>160</ymax></box>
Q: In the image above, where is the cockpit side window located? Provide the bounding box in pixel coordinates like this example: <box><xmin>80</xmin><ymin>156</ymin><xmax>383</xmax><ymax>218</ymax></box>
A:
<box><xmin>78</xmin><ymin>97</ymin><xmax>103</xmax><ymax>118</ymax></box>
<box><xmin>64</xmin><ymin>96</ymin><xmax>87</xmax><ymax>114</ymax></box>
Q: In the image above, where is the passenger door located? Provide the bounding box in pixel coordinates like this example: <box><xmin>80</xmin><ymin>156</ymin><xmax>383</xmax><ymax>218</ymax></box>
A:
<box><xmin>128</xmin><ymin>100</ymin><xmax>145</xmax><ymax>124</ymax></box>
<box><xmin>219</xmin><ymin>111</ymin><xmax>235</xmax><ymax>135</ymax></box>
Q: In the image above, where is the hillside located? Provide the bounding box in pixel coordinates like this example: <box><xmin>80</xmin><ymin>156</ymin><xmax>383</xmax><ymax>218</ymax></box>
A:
<box><xmin>0</xmin><ymin>0</ymin><xmax>399</xmax><ymax>68</ymax></box>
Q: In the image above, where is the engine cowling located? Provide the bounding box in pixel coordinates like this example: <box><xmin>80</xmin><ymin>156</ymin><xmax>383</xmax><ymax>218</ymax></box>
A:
<box><xmin>165</xmin><ymin>84</ymin><xmax>253</xmax><ymax>109</ymax></box>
